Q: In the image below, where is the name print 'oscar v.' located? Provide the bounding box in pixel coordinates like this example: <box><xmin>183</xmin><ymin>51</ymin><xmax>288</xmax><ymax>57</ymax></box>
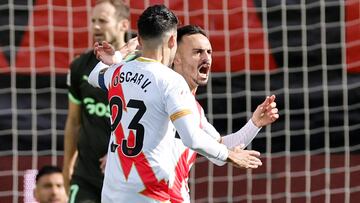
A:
<box><xmin>111</xmin><ymin>67</ymin><xmax>152</xmax><ymax>93</ymax></box>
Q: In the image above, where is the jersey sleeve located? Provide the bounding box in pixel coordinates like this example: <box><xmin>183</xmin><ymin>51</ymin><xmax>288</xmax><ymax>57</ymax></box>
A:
<box><xmin>164</xmin><ymin>76</ymin><xmax>229</xmax><ymax>161</ymax></box>
<box><xmin>196</xmin><ymin>106</ymin><xmax>226</xmax><ymax>166</ymax></box>
<box><xmin>222</xmin><ymin>119</ymin><xmax>261</xmax><ymax>149</ymax></box>
<box><xmin>199</xmin><ymin>107</ymin><xmax>221</xmax><ymax>141</ymax></box>
<box><xmin>163</xmin><ymin>75</ymin><xmax>193</xmax><ymax>115</ymax></box>
<box><xmin>88</xmin><ymin>61</ymin><xmax>119</xmax><ymax>91</ymax></box>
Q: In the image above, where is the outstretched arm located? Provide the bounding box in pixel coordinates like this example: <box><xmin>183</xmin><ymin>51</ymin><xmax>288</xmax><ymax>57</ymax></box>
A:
<box><xmin>172</xmin><ymin>111</ymin><xmax>262</xmax><ymax>169</ymax></box>
<box><xmin>204</xmin><ymin>95</ymin><xmax>278</xmax><ymax>166</ymax></box>
<box><xmin>168</xmin><ymin>78</ymin><xmax>262</xmax><ymax>169</ymax></box>
<box><xmin>221</xmin><ymin>95</ymin><xmax>279</xmax><ymax>149</ymax></box>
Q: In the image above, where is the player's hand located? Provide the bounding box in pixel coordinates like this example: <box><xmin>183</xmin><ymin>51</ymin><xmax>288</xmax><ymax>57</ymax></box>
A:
<box><xmin>235</xmin><ymin>143</ymin><xmax>245</xmax><ymax>149</ymax></box>
<box><xmin>227</xmin><ymin>146</ymin><xmax>262</xmax><ymax>169</ymax></box>
<box><xmin>94</xmin><ymin>41</ymin><xmax>116</xmax><ymax>65</ymax></box>
<box><xmin>251</xmin><ymin>94</ymin><xmax>279</xmax><ymax>128</ymax></box>
<box><xmin>99</xmin><ymin>154</ymin><xmax>107</xmax><ymax>174</ymax></box>
<box><xmin>119</xmin><ymin>37</ymin><xmax>140</xmax><ymax>59</ymax></box>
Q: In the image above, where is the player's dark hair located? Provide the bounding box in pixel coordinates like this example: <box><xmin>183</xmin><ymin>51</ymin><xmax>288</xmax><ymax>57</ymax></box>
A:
<box><xmin>35</xmin><ymin>165</ymin><xmax>62</xmax><ymax>183</ymax></box>
<box><xmin>177</xmin><ymin>25</ymin><xmax>207</xmax><ymax>43</ymax></box>
<box><xmin>96</xmin><ymin>0</ymin><xmax>130</xmax><ymax>20</ymax></box>
<box><xmin>137</xmin><ymin>4</ymin><xmax>178</xmax><ymax>40</ymax></box>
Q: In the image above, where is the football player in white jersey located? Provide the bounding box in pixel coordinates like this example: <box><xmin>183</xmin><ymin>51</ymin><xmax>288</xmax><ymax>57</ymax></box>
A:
<box><xmin>88</xmin><ymin>5</ymin><xmax>264</xmax><ymax>203</ymax></box>
<box><xmin>91</xmin><ymin>25</ymin><xmax>279</xmax><ymax>202</ymax></box>
<box><xmin>168</xmin><ymin>25</ymin><xmax>279</xmax><ymax>202</ymax></box>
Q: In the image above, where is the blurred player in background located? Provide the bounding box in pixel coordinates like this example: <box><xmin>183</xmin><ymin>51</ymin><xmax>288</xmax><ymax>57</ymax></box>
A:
<box><xmin>34</xmin><ymin>165</ymin><xmax>67</xmax><ymax>203</ymax></box>
<box><xmin>88</xmin><ymin>4</ymin><xmax>263</xmax><ymax>202</ymax></box>
<box><xmin>62</xmin><ymin>0</ymin><xmax>130</xmax><ymax>202</ymax></box>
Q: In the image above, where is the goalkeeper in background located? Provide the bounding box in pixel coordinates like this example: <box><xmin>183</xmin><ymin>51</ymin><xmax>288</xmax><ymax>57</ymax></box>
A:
<box><xmin>62</xmin><ymin>0</ymin><xmax>130</xmax><ymax>202</ymax></box>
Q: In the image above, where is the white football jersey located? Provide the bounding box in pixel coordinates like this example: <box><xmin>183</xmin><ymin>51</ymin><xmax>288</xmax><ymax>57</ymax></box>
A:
<box><xmin>88</xmin><ymin>57</ymin><xmax>229</xmax><ymax>202</ymax></box>
<box><xmin>169</xmin><ymin>100</ymin><xmax>221</xmax><ymax>203</ymax></box>
<box><xmin>169</xmin><ymin>99</ymin><xmax>261</xmax><ymax>202</ymax></box>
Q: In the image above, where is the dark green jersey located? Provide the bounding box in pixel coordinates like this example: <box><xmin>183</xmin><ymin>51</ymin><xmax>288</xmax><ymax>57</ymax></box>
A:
<box><xmin>67</xmin><ymin>50</ymin><xmax>110</xmax><ymax>190</ymax></box>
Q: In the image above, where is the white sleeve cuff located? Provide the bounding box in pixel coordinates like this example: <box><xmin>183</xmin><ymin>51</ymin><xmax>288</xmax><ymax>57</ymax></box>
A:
<box><xmin>114</xmin><ymin>51</ymin><xmax>123</xmax><ymax>64</ymax></box>
<box><xmin>172</xmin><ymin>113</ymin><xmax>229</xmax><ymax>162</ymax></box>
<box><xmin>216</xmin><ymin>144</ymin><xmax>229</xmax><ymax>162</ymax></box>
<box><xmin>208</xmin><ymin>157</ymin><xmax>227</xmax><ymax>166</ymax></box>
<box><xmin>88</xmin><ymin>61</ymin><xmax>108</xmax><ymax>88</ymax></box>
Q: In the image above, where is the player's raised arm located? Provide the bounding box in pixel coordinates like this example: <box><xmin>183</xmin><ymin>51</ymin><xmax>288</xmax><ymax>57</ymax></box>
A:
<box><xmin>172</xmin><ymin>102</ymin><xmax>263</xmax><ymax>168</ymax></box>
<box><xmin>89</xmin><ymin>38</ymin><xmax>140</xmax><ymax>90</ymax></box>
<box><xmin>166</xmin><ymin>77</ymin><xmax>262</xmax><ymax>168</ymax></box>
<box><xmin>87</xmin><ymin>61</ymin><xmax>111</xmax><ymax>90</ymax></box>
<box><xmin>221</xmin><ymin>95</ymin><xmax>279</xmax><ymax>149</ymax></box>
<box><xmin>172</xmin><ymin>111</ymin><xmax>263</xmax><ymax>168</ymax></box>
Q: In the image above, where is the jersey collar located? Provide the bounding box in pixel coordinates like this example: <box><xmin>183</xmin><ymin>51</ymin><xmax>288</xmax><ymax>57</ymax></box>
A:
<box><xmin>136</xmin><ymin>57</ymin><xmax>159</xmax><ymax>63</ymax></box>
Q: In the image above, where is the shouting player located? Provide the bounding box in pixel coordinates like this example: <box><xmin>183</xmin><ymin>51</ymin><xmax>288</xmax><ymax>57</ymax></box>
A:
<box><xmin>88</xmin><ymin>4</ymin><xmax>263</xmax><ymax>203</ymax></box>
<box><xmin>169</xmin><ymin>25</ymin><xmax>278</xmax><ymax>202</ymax></box>
<box><xmin>92</xmin><ymin>24</ymin><xmax>279</xmax><ymax>202</ymax></box>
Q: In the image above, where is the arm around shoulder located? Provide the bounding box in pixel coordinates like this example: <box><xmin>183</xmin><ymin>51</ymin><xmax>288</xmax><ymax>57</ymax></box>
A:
<box><xmin>87</xmin><ymin>61</ymin><xmax>110</xmax><ymax>88</ymax></box>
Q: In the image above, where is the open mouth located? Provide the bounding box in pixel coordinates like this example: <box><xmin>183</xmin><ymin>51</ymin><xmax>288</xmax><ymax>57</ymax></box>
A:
<box><xmin>94</xmin><ymin>34</ymin><xmax>104</xmax><ymax>41</ymax></box>
<box><xmin>198</xmin><ymin>64</ymin><xmax>210</xmax><ymax>78</ymax></box>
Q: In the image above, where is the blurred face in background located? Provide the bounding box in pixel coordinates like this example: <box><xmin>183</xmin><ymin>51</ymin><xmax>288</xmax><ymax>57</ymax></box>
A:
<box><xmin>91</xmin><ymin>1</ymin><xmax>128</xmax><ymax>46</ymax></box>
<box><xmin>174</xmin><ymin>33</ymin><xmax>212</xmax><ymax>92</ymax></box>
<box><xmin>34</xmin><ymin>173</ymin><xmax>67</xmax><ymax>203</ymax></box>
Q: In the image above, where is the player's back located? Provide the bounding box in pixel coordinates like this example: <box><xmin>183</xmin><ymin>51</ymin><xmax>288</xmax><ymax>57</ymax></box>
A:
<box><xmin>103</xmin><ymin>57</ymin><xmax>193</xmax><ymax>202</ymax></box>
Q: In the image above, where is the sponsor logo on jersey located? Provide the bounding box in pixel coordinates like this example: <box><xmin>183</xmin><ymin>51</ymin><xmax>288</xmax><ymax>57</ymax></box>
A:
<box><xmin>83</xmin><ymin>97</ymin><xmax>110</xmax><ymax>118</ymax></box>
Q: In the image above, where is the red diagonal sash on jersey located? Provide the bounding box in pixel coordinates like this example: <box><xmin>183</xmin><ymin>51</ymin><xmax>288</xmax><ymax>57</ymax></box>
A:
<box><xmin>170</xmin><ymin>149</ymin><xmax>190</xmax><ymax>203</ymax></box>
<box><xmin>109</xmin><ymin>66</ymin><xmax>169</xmax><ymax>201</ymax></box>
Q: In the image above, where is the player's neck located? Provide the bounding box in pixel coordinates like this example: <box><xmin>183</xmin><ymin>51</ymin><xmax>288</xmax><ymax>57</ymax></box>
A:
<box><xmin>191</xmin><ymin>87</ymin><xmax>198</xmax><ymax>95</ymax></box>
<box><xmin>141</xmin><ymin>49</ymin><xmax>164</xmax><ymax>64</ymax></box>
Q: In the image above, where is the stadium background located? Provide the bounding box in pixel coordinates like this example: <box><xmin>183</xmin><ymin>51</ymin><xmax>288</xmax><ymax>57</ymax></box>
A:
<box><xmin>0</xmin><ymin>0</ymin><xmax>359</xmax><ymax>202</ymax></box>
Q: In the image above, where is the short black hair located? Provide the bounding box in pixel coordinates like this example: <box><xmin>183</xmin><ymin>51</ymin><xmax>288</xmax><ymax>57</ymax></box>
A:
<box><xmin>177</xmin><ymin>25</ymin><xmax>207</xmax><ymax>43</ymax></box>
<box><xmin>137</xmin><ymin>4</ymin><xmax>178</xmax><ymax>40</ymax></box>
<box><xmin>36</xmin><ymin>165</ymin><xmax>62</xmax><ymax>183</ymax></box>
